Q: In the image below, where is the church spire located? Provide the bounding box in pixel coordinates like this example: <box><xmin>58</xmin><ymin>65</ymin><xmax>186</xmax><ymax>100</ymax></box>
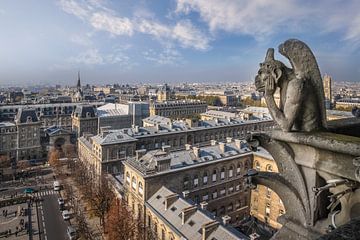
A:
<box><xmin>77</xmin><ymin>71</ymin><xmax>81</xmax><ymax>89</ymax></box>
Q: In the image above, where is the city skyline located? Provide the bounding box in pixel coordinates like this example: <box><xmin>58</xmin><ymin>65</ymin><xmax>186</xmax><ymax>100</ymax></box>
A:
<box><xmin>1</xmin><ymin>0</ymin><xmax>360</xmax><ymax>86</ymax></box>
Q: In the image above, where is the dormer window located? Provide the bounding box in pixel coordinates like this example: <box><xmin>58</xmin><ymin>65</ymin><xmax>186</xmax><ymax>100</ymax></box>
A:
<box><xmin>26</xmin><ymin>116</ymin><xmax>32</xmax><ymax>123</ymax></box>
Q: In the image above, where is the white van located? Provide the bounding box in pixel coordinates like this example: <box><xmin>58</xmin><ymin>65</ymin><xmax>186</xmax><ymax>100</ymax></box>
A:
<box><xmin>53</xmin><ymin>181</ymin><xmax>61</xmax><ymax>191</ymax></box>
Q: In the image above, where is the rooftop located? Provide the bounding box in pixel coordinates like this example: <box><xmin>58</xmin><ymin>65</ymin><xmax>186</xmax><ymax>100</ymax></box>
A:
<box><xmin>146</xmin><ymin>186</ymin><xmax>248</xmax><ymax>240</ymax></box>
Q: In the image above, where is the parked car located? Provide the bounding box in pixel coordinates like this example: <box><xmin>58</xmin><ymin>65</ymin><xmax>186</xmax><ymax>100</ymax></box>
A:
<box><xmin>58</xmin><ymin>198</ymin><xmax>64</xmax><ymax>205</ymax></box>
<box><xmin>53</xmin><ymin>181</ymin><xmax>61</xmax><ymax>191</ymax></box>
<box><xmin>62</xmin><ymin>210</ymin><xmax>71</xmax><ymax>220</ymax></box>
<box><xmin>67</xmin><ymin>226</ymin><xmax>77</xmax><ymax>240</ymax></box>
<box><xmin>23</xmin><ymin>188</ymin><xmax>35</xmax><ymax>194</ymax></box>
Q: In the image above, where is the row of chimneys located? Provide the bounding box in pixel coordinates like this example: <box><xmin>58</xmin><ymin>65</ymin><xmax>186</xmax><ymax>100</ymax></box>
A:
<box><xmin>185</xmin><ymin>138</ymin><xmax>247</xmax><ymax>158</ymax></box>
<box><xmin>164</xmin><ymin>192</ymin><xmax>231</xmax><ymax>240</ymax></box>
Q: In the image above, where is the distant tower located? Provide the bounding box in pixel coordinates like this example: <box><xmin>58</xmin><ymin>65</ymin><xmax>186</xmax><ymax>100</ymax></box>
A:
<box><xmin>323</xmin><ymin>75</ymin><xmax>332</xmax><ymax>109</ymax></box>
<box><xmin>77</xmin><ymin>71</ymin><xmax>81</xmax><ymax>90</ymax></box>
<box><xmin>72</xmin><ymin>71</ymin><xmax>83</xmax><ymax>102</ymax></box>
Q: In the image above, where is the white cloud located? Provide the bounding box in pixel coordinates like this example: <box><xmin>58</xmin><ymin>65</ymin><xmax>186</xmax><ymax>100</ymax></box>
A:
<box><xmin>143</xmin><ymin>46</ymin><xmax>183</xmax><ymax>65</ymax></box>
<box><xmin>175</xmin><ymin>0</ymin><xmax>305</xmax><ymax>40</ymax></box>
<box><xmin>70</xmin><ymin>34</ymin><xmax>92</xmax><ymax>46</ymax></box>
<box><xmin>172</xmin><ymin>20</ymin><xmax>209</xmax><ymax>50</ymax></box>
<box><xmin>69</xmin><ymin>49</ymin><xmax>104</xmax><ymax>64</ymax></box>
<box><xmin>58</xmin><ymin>0</ymin><xmax>90</xmax><ymax>20</ymax></box>
<box><xmin>58</xmin><ymin>0</ymin><xmax>210</xmax><ymax>50</ymax></box>
<box><xmin>90</xmin><ymin>12</ymin><xmax>133</xmax><ymax>36</ymax></box>
<box><xmin>68</xmin><ymin>48</ymin><xmax>133</xmax><ymax>68</ymax></box>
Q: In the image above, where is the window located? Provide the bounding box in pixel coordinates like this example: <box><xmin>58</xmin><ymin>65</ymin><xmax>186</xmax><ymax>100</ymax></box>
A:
<box><xmin>161</xmin><ymin>229</ymin><xmax>165</xmax><ymax>240</ymax></box>
<box><xmin>138</xmin><ymin>182</ymin><xmax>144</xmax><ymax>196</ymax></box>
<box><xmin>219</xmin><ymin>206</ymin><xmax>225</xmax><ymax>215</ymax></box>
<box><xmin>183</xmin><ymin>176</ymin><xmax>190</xmax><ymax>190</ymax></box>
<box><xmin>266</xmin><ymin>164</ymin><xmax>273</xmax><ymax>172</ymax></box>
<box><xmin>203</xmin><ymin>172</ymin><xmax>208</xmax><ymax>185</ymax></box>
<box><xmin>228</xmin><ymin>186</ymin><xmax>234</xmax><ymax>194</ymax></box>
<box><xmin>212</xmin><ymin>170</ymin><xmax>217</xmax><ymax>182</ymax></box>
<box><xmin>202</xmin><ymin>193</ymin><xmax>209</xmax><ymax>201</ymax></box>
<box><xmin>227</xmin><ymin>203</ymin><xmax>233</xmax><ymax>212</ymax></box>
<box><xmin>229</xmin><ymin>166</ymin><xmax>234</xmax><ymax>178</ymax></box>
<box><xmin>235</xmin><ymin>184</ymin><xmax>240</xmax><ymax>191</ymax></box>
<box><xmin>132</xmin><ymin>177</ymin><xmax>137</xmax><ymax>190</ymax></box>
<box><xmin>235</xmin><ymin>200</ymin><xmax>241</xmax><ymax>209</ymax></box>
<box><xmin>255</xmin><ymin>161</ymin><xmax>260</xmax><ymax>171</ymax></box>
<box><xmin>212</xmin><ymin>191</ymin><xmax>218</xmax><ymax>199</ymax></box>
<box><xmin>265</xmin><ymin>203</ymin><xmax>271</xmax><ymax>217</ymax></box>
<box><xmin>220</xmin><ymin>167</ymin><xmax>225</xmax><ymax>180</ymax></box>
<box><xmin>193</xmin><ymin>175</ymin><xmax>199</xmax><ymax>188</ymax></box>
<box><xmin>266</xmin><ymin>187</ymin><xmax>272</xmax><ymax>198</ymax></box>
<box><xmin>237</xmin><ymin>163</ymin><xmax>242</xmax><ymax>175</ymax></box>
<box><xmin>220</xmin><ymin>188</ymin><xmax>226</xmax><ymax>197</ymax></box>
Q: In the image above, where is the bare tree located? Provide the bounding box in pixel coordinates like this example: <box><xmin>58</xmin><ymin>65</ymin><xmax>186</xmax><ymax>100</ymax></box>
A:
<box><xmin>91</xmin><ymin>174</ymin><xmax>114</xmax><ymax>230</ymax></box>
<box><xmin>0</xmin><ymin>155</ymin><xmax>11</xmax><ymax>169</ymax></box>
<box><xmin>48</xmin><ymin>149</ymin><xmax>60</xmax><ymax>167</ymax></box>
<box><xmin>64</xmin><ymin>144</ymin><xmax>77</xmax><ymax>160</ymax></box>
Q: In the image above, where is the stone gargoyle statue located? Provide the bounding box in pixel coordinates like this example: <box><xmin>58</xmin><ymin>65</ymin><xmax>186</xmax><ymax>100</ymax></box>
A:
<box><xmin>255</xmin><ymin>39</ymin><xmax>327</xmax><ymax>132</ymax></box>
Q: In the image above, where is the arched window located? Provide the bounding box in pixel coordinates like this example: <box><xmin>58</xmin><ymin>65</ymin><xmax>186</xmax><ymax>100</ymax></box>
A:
<box><xmin>255</xmin><ymin>161</ymin><xmax>260</xmax><ymax>171</ymax></box>
<box><xmin>212</xmin><ymin>169</ymin><xmax>217</xmax><ymax>182</ymax></box>
<box><xmin>193</xmin><ymin>175</ymin><xmax>199</xmax><ymax>188</ymax></box>
<box><xmin>220</xmin><ymin>167</ymin><xmax>225</xmax><ymax>180</ymax></box>
<box><xmin>266</xmin><ymin>164</ymin><xmax>273</xmax><ymax>172</ymax></box>
<box><xmin>237</xmin><ymin>163</ymin><xmax>242</xmax><ymax>175</ymax></box>
<box><xmin>138</xmin><ymin>182</ymin><xmax>144</xmax><ymax>196</ymax></box>
<box><xmin>229</xmin><ymin>166</ymin><xmax>234</xmax><ymax>178</ymax></box>
<box><xmin>244</xmin><ymin>160</ymin><xmax>249</xmax><ymax>170</ymax></box>
<box><xmin>126</xmin><ymin>172</ymin><xmax>130</xmax><ymax>184</ymax></box>
<box><xmin>212</xmin><ymin>190</ymin><xmax>218</xmax><ymax>199</ymax></box>
<box><xmin>132</xmin><ymin>177</ymin><xmax>137</xmax><ymax>190</ymax></box>
<box><xmin>203</xmin><ymin>172</ymin><xmax>208</xmax><ymax>185</ymax></box>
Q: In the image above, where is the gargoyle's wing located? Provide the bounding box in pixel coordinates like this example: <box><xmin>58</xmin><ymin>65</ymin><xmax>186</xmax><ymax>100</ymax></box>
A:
<box><xmin>278</xmin><ymin>39</ymin><xmax>327</xmax><ymax>128</ymax></box>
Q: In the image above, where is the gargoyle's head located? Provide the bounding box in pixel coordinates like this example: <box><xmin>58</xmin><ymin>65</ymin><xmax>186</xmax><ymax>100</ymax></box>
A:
<box><xmin>255</xmin><ymin>48</ymin><xmax>286</xmax><ymax>93</ymax></box>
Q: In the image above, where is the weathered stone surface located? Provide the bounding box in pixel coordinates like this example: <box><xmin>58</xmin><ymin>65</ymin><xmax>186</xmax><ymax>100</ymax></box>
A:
<box><xmin>255</xmin><ymin>39</ymin><xmax>327</xmax><ymax>132</ymax></box>
<box><xmin>318</xmin><ymin>217</ymin><xmax>360</xmax><ymax>240</ymax></box>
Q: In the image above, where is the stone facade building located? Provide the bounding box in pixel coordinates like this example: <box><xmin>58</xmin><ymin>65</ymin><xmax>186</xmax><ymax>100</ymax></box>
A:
<box><xmin>77</xmin><ymin>117</ymin><xmax>274</xmax><ymax>176</ymax></box>
<box><xmin>14</xmin><ymin>108</ymin><xmax>42</xmax><ymax>161</ymax></box>
<box><xmin>71</xmin><ymin>104</ymin><xmax>99</xmax><ymax>138</ymax></box>
<box><xmin>0</xmin><ymin>102</ymin><xmax>104</xmax><ymax>130</ymax></box>
<box><xmin>250</xmin><ymin>150</ymin><xmax>285</xmax><ymax>230</ymax></box>
<box><xmin>323</xmin><ymin>75</ymin><xmax>332</xmax><ymax>109</ymax></box>
<box><xmin>149</xmin><ymin>100</ymin><xmax>207</xmax><ymax>119</ymax></box>
<box><xmin>144</xmin><ymin>186</ymin><xmax>248</xmax><ymax>240</ymax></box>
<box><xmin>0</xmin><ymin>122</ymin><xmax>17</xmax><ymax>160</ymax></box>
<box><xmin>123</xmin><ymin>140</ymin><xmax>254</xmax><ymax>229</ymax></box>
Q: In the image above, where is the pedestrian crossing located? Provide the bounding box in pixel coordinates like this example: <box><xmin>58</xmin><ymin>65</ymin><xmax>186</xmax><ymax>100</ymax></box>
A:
<box><xmin>32</xmin><ymin>190</ymin><xmax>58</xmax><ymax>197</ymax></box>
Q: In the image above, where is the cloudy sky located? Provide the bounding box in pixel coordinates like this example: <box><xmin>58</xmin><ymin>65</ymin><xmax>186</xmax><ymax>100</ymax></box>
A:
<box><xmin>1</xmin><ymin>0</ymin><xmax>360</xmax><ymax>86</ymax></box>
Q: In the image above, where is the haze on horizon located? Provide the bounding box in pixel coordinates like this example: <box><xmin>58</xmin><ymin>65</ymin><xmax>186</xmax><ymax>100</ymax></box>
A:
<box><xmin>1</xmin><ymin>0</ymin><xmax>360</xmax><ymax>86</ymax></box>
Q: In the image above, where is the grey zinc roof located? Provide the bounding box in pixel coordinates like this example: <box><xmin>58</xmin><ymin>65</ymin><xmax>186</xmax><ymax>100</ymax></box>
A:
<box><xmin>15</xmin><ymin>108</ymin><xmax>38</xmax><ymax>123</ymax></box>
<box><xmin>92</xmin><ymin>130</ymin><xmax>137</xmax><ymax>145</ymax></box>
<box><xmin>146</xmin><ymin>186</ymin><xmax>248</xmax><ymax>240</ymax></box>
<box><xmin>133</xmin><ymin>141</ymin><xmax>252</xmax><ymax>173</ymax></box>
<box><xmin>73</xmin><ymin>105</ymin><xmax>97</xmax><ymax>118</ymax></box>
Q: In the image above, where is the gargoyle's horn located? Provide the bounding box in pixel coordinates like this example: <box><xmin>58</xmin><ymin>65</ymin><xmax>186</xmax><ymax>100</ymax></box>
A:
<box><xmin>265</xmin><ymin>48</ymin><xmax>275</xmax><ymax>61</ymax></box>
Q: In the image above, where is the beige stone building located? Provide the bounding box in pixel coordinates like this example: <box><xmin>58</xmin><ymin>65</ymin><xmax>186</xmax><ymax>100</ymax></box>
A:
<box><xmin>144</xmin><ymin>186</ymin><xmax>248</xmax><ymax>240</ymax></box>
<box><xmin>250</xmin><ymin>151</ymin><xmax>285</xmax><ymax>230</ymax></box>
<box><xmin>323</xmin><ymin>74</ymin><xmax>332</xmax><ymax>109</ymax></box>
<box><xmin>123</xmin><ymin>140</ymin><xmax>254</xmax><ymax>229</ymax></box>
<box><xmin>149</xmin><ymin>100</ymin><xmax>207</xmax><ymax>119</ymax></box>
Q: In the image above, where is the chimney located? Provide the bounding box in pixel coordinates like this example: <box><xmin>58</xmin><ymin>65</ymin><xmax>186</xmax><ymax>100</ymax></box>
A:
<box><xmin>193</xmin><ymin>147</ymin><xmax>200</xmax><ymax>158</ymax></box>
<box><xmin>210</xmin><ymin>140</ymin><xmax>217</xmax><ymax>146</ymax></box>
<box><xmin>181</xmin><ymin>206</ymin><xmax>197</xmax><ymax>225</ymax></box>
<box><xmin>222</xmin><ymin>215</ymin><xmax>231</xmax><ymax>225</ymax></box>
<box><xmin>235</xmin><ymin>139</ymin><xmax>241</xmax><ymax>149</ymax></box>
<box><xmin>162</xmin><ymin>145</ymin><xmax>171</xmax><ymax>153</ymax></box>
<box><xmin>201</xmin><ymin>221</ymin><xmax>219</xmax><ymax>240</ymax></box>
<box><xmin>214</xmin><ymin>118</ymin><xmax>218</xmax><ymax>124</ymax></box>
<box><xmin>135</xmin><ymin>149</ymin><xmax>146</xmax><ymax>160</ymax></box>
<box><xmin>185</xmin><ymin>144</ymin><xmax>191</xmax><ymax>150</ymax></box>
<box><xmin>226</xmin><ymin>137</ymin><xmax>232</xmax><ymax>143</ymax></box>
<box><xmin>134</xmin><ymin>125</ymin><xmax>139</xmax><ymax>133</ymax></box>
<box><xmin>219</xmin><ymin>142</ymin><xmax>225</xmax><ymax>153</ymax></box>
<box><xmin>165</xmin><ymin>193</ymin><xmax>178</xmax><ymax>210</ymax></box>
<box><xmin>182</xmin><ymin>190</ymin><xmax>190</xmax><ymax>198</ymax></box>
<box><xmin>200</xmin><ymin>201</ymin><xmax>208</xmax><ymax>210</ymax></box>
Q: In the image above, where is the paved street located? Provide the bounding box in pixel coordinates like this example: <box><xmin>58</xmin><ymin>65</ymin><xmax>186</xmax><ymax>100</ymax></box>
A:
<box><xmin>37</xmin><ymin>193</ymin><xmax>68</xmax><ymax>240</ymax></box>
